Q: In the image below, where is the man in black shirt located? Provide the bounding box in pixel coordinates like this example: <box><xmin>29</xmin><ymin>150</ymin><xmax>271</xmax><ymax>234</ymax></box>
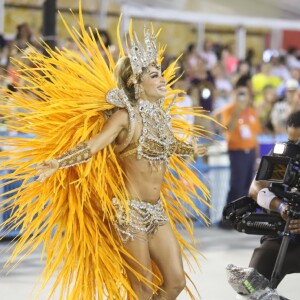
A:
<box><xmin>248</xmin><ymin>110</ymin><xmax>300</xmax><ymax>284</ymax></box>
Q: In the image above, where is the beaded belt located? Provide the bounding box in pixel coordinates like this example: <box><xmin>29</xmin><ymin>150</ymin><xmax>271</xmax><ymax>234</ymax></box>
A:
<box><xmin>112</xmin><ymin>198</ymin><xmax>169</xmax><ymax>243</ymax></box>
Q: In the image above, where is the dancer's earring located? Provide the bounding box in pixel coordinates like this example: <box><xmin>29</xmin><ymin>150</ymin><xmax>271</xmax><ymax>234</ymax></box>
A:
<box><xmin>135</xmin><ymin>84</ymin><xmax>144</xmax><ymax>100</ymax></box>
<box><xmin>134</xmin><ymin>83</ymin><xmax>139</xmax><ymax>100</ymax></box>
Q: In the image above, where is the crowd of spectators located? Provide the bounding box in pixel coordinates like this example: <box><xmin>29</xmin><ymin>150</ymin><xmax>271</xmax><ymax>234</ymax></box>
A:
<box><xmin>170</xmin><ymin>42</ymin><xmax>300</xmax><ymax>138</ymax></box>
<box><xmin>1</xmin><ymin>22</ymin><xmax>300</xmax><ymax>138</ymax></box>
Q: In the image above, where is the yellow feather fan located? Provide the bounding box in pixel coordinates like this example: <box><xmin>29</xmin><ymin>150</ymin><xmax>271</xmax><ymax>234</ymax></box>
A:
<box><xmin>0</xmin><ymin>2</ymin><xmax>213</xmax><ymax>299</ymax></box>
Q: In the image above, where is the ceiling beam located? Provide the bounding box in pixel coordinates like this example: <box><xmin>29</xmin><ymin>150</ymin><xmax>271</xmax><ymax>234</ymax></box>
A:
<box><xmin>0</xmin><ymin>0</ymin><xmax>4</xmax><ymax>33</ymax></box>
<box><xmin>122</xmin><ymin>4</ymin><xmax>300</xmax><ymax>31</ymax></box>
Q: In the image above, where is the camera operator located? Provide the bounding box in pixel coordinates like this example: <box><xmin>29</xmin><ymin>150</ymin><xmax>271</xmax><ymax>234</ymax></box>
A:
<box><xmin>248</xmin><ymin>110</ymin><xmax>300</xmax><ymax>284</ymax></box>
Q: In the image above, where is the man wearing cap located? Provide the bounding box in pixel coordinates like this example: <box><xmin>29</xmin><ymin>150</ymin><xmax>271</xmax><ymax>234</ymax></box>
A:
<box><xmin>271</xmin><ymin>78</ymin><xmax>300</xmax><ymax>135</ymax></box>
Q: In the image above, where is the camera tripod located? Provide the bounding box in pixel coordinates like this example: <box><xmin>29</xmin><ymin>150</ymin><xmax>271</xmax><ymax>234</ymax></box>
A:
<box><xmin>270</xmin><ymin>218</ymin><xmax>290</xmax><ymax>290</ymax></box>
<box><xmin>268</xmin><ymin>186</ymin><xmax>300</xmax><ymax>299</ymax></box>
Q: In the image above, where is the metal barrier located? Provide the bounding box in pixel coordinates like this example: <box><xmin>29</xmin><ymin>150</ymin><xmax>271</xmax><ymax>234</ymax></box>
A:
<box><xmin>0</xmin><ymin>132</ymin><xmax>35</xmax><ymax>238</ymax></box>
<box><xmin>207</xmin><ymin>140</ymin><xmax>230</xmax><ymax>225</ymax></box>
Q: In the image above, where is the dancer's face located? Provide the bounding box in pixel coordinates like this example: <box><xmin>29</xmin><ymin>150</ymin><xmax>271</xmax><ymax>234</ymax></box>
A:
<box><xmin>139</xmin><ymin>66</ymin><xmax>166</xmax><ymax>102</ymax></box>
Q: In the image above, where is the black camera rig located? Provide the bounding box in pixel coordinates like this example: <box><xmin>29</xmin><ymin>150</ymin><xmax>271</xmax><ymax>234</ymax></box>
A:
<box><xmin>223</xmin><ymin>140</ymin><xmax>300</xmax><ymax>235</ymax></box>
<box><xmin>222</xmin><ymin>195</ymin><xmax>286</xmax><ymax>235</ymax></box>
<box><xmin>223</xmin><ymin>140</ymin><xmax>300</xmax><ymax>290</ymax></box>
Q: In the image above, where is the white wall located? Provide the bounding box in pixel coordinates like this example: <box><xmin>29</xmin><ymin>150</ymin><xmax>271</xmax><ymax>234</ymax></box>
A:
<box><xmin>189</xmin><ymin>0</ymin><xmax>282</xmax><ymax>18</ymax></box>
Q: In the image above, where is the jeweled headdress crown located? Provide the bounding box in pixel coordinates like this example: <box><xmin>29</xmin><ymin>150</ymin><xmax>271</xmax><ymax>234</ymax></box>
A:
<box><xmin>128</xmin><ymin>26</ymin><xmax>160</xmax><ymax>79</ymax></box>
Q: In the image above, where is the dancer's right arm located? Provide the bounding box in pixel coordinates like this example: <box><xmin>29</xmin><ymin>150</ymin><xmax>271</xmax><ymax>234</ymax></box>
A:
<box><xmin>87</xmin><ymin>109</ymin><xmax>129</xmax><ymax>154</ymax></box>
<box><xmin>35</xmin><ymin>109</ymin><xmax>129</xmax><ymax>182</ymax></box>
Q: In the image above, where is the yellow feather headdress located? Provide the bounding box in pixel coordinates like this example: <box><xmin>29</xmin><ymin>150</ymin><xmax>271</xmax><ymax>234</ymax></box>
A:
<box><xmin>0</xmin><ymin>2</ymin><xmax>214</xmax><ymax>299</ymax></box>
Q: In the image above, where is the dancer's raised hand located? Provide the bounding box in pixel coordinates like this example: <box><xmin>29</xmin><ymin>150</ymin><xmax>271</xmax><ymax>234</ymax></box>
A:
<box><xmin>35</xmin><ymin>159</ymin><xmax>59</xmax><ymax>182</ymax></box>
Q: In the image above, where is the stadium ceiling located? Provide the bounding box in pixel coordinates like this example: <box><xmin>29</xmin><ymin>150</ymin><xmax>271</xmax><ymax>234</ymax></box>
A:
<box><xmin>265</xmin><ymin>0</ymin><xmax>300</xmax><ymax>18</ymax></box>
<box><xmin>121</xmin><ymin>3</ymin><xmax>300</xmax><ymax>31</ymax></box>
<box><xmin>113</xmin><ymin>0</ymin><xmax>187</xmax><ymax>10</ymax></box>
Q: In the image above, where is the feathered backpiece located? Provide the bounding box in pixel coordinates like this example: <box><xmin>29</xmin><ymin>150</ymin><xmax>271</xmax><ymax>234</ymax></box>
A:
<box><xmin>0</xmin><ymin>2</ymin><xmax>213</xmax><ymax>299</ymax></box>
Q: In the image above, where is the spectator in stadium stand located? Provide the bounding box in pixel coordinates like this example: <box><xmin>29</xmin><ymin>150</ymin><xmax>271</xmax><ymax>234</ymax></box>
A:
<box><xmin>62</xmin><ymin>37</ymin><xmax>81</xmax><ymax>53</ymax></box>
<box><xmin>221</xmin><ymin>43</ymin><xmax>239</xmax><ymax>75</ymax></box>
<box><xmin>183</xmin><ymin>43</ymin><xmax>201</xmax><ymax>78</ymax></box>
<box><xmin>98</xmin><ymin>29</ymin><xmax>111</xmax><ymax>48</ymax></box>
<box><xmin>188</xmin><ymin>57</ymin><xmax>215</xmax><ymax>111</ymax></box>
<box><xmin>211</xmin><ymin>63</ymin><xmax>232</xmax><ymax>110</ymax></box>
<box><xmin>276</xmin><ymin>67</ymin><xmax>300</xmax><ymax>100</ymax></box>
<box><xmin>91</xmin><ymin>28</ymin><xmax>118</xmax><ymax>63</ymax></box>
<box><xmin>0</xmin><ymin>34</ymin><xmax>5</xmax><ymax>50</ymax></box>
<box><xmin>245</xmin><ymin>48</ymin><xmax>256</xmax><ymax>69</ymax></box>
<box><xmin>9</xmin><ymin>23</ymin><xmax>37</xmax><ymax>56</ymax></box>
<box><xmin>214</xmin><ymin>75</ymin><xmax>261</xmax><ymax>218</ymax></box>
<box><xmin>271</xmin><ymin>78</ymin><xmax>300</xmax><ymax>135</ymax></box>
<box><xmin>172</xmin><ymin>75</ymin><xmax>195</xmax><ymax>127</ymax></box>
<box><xmin>286</xmin><ymin>46</ymin><xmax>300</xmax><ymax>70</ymax></box>
<box><xmin>0</xmin><ymin>34</ymin><xmax>8</xmax><ymax>66</ymax></box>
<box><xmin>270</xmin><ymin>55</ymin><xmax>290</xmax><ymax>81</ymax></box>
<box><xmin>252</xmin><ymin>62</ymin><xmax>282</xmax><ymax>105</ymax></box>
<box><xmin>0</xmin><ymin>66</ymin><xmax>10</xmax><ymax>89</ymax></box>
<box><xmin>231</xmin><ymin>60</ymin><xmax>252</xmax><ymax>87</ymax></box>
<box><xmin>200</xmin><ymin>39</ymin><xmax>218</xmax><ymax>71</ymax></box>
<box><xmin>255</xmin><ymin>85</ymin><xmax>278</xmax><ymax>134</ymax></box>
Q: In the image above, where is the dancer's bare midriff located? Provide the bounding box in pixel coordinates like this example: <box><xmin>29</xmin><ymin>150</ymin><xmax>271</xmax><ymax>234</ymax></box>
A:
<box><xmin>120</xmin><ymin>156</ymin><xmax>167</xmax><ymax>203</ymax></box>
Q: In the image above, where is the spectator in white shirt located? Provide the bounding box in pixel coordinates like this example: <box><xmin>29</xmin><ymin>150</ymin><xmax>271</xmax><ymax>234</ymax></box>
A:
<box><xmin>211</xmin><ymin>63</ymin><xmax>232</xmax><ymax>110</ymax></box>
<box><xmin>200</xmin><ymin>40</ymin><xmax>217</xmax><ymax>71</ymax></box>
<box><xmin>271</xmin><ymin>78</ymin><xmax>300</xmax><ymax>134</ymax></box>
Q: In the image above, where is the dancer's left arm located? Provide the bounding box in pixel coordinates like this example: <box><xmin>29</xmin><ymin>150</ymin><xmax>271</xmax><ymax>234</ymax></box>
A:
<box><xmin>175</xmin><ymin>139</ymin><xmax>207</xmax><ymax>158</ymax></box>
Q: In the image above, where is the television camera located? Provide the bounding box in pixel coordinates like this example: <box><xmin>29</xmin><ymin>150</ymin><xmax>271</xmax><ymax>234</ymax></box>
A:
<box><xmin>223</xmin><ymin>140</ymin><xmax>300</xmax><ymax>291</ymax></box>
<box><xmin>223</xmin><ymin>140</ymin><xmax>300</xmax><ymax>235</ymax></box>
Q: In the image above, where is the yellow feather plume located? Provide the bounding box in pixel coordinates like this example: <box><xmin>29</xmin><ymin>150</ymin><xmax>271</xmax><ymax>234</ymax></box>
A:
<box><xmin>0</xmin><ymin>3</ymin><xmax>213</xmax><ymax>299</ymax></box>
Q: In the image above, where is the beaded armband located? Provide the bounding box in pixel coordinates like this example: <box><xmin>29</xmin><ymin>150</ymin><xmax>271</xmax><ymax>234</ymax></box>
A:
<box><xmin>175</xmin><ymin>140</ymin><xmax>194</xmax><ymax>157</ymax></box>
<box><xmin>57</xmin><ymin>142</ymin><xmax>92</xmax><ymax>169</ymax></box>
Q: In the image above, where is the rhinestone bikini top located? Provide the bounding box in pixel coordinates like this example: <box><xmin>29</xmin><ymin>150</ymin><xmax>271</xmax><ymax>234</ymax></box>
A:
<box><xmin>106</xmin><ymin>89</ymin><xmax>178</xmax><ymax>165</ymax></box>
<box><xmin>119</xmin><ymin>99</ymin><xmax>177</xmax><ymax>164</ymax></box>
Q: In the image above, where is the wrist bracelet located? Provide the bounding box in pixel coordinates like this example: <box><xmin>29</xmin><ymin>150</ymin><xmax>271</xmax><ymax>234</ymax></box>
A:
<box><xmin>257</xmin><ymin>188</ymin><xmax>276</xmax><ymax>210</ymax></box>
<box><xmin>277</xmin><ymin>202</ymin><xmax>286</xmax><ymax>214</ymax></box>
<box><xmin>57</xmin><ymin>142</ymin><xmax>92</xmax><ymax>169</ymax></box>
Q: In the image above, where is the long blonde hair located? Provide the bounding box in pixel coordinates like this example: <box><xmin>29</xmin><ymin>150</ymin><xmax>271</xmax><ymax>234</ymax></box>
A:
<box><xmin>113</xmin><ymin>56</ymin><xmax>137</xmax><ymax>102</ymax></box>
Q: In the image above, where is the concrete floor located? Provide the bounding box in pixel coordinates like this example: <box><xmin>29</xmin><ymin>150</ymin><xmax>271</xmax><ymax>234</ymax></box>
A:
<box><xmin>0</xmin><ymin>227</ymin><xmax>299</xmax><ymax>300</ymax></box>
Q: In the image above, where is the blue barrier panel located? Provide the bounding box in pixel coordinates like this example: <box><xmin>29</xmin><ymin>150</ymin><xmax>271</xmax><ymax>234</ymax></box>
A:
<box><xmin>179</xmin><ymin>157</ymin><xmax>210</xmax><ymax>227</ymax></box>
<box><xmin>1</xmin><ymin>170</ymin><xmax>24</xmax><ymax>238</ymax></box>
<box><xmin>0</xmin><ymin>133</ymin><xmax>35</xmax><ymax>238</ymax></box>
<box><xmin>170</xmin><ymin>157</ymin><xmax>210</xmax><ymax>228</ymax></box>
<box><xmin>258</xmin><ymin>134</ymin><xmax>287</xmax><ymax>157</ymax></box>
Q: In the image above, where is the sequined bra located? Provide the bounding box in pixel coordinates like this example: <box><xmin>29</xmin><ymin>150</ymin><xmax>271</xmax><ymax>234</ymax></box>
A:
<box><xmin>105</xmin><ymin>90</ymin><xmax>194</xmax><ymax>163</ymax></box>
<box><xmin>119</xmin><ymin>138</ymin><xmax>176</xmax><ymax>161</ymax></box>
<box><xmin>119</xmin><ymin>99</ymin><xmax>177</xmax><ymax>164</ymax></box>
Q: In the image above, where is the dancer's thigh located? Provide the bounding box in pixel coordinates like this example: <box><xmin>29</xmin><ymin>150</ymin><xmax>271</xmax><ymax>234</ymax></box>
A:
<box><xmin>123</xmin><ymin>233</ymin><xmax>153</xmax><ymax>283</ymax></box>
<box><xmin>148</xmin><ymin>223</ymin><xmax>185</xmax><ymax>285</ymax></box>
